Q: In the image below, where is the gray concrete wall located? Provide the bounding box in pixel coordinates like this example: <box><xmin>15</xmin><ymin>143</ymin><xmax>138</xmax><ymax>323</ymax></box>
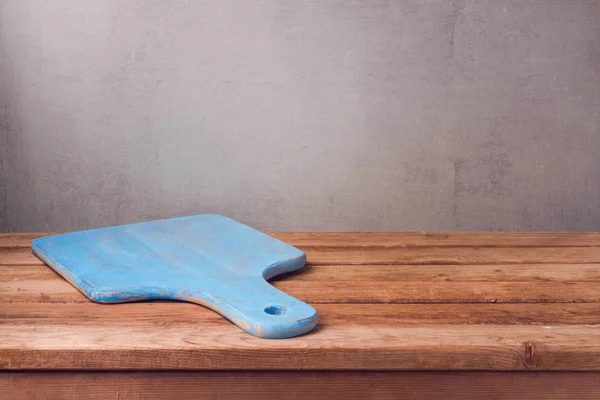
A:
<box><xmin>1</xmin><ymin>0</ymin><xmax>599</xmax><ymax>232</ymax></box>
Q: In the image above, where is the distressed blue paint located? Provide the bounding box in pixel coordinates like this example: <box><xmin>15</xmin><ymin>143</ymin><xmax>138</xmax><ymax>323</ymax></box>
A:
<box><xmin>31</xmin><ymin>214</ymin><xmax>318</xmax><ymax>338</ymax></box>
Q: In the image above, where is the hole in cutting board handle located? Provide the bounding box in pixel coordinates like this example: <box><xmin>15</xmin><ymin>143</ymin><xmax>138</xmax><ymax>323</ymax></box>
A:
<box><xmin>264</xmin><ymin>305</ymin><xmax>287</xmax><ymax>315</ymax></box>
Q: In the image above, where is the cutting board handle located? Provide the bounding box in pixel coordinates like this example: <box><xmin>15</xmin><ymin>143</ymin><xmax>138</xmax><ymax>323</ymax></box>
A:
<box><xmin>183</xmin><ymin>277</ymin><xmax>318</xmax><ymax>339</ymax></box>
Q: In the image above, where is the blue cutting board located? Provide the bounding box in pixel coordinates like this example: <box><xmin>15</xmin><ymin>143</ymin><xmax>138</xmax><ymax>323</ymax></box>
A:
<box><xmin>31</xmin><ymin>214</ymin><xmax>318</xmax><ymax>339</ymax></box>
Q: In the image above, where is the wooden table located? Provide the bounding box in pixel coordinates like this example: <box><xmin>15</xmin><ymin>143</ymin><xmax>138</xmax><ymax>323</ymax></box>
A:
<box><xmin>3</xmin><ymin>232</ymin><xmax>600</xmax><ymax>399</ymax></box>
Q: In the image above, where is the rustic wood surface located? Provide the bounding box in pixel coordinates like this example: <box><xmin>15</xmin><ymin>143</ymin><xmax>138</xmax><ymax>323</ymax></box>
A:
<box><xmin>2</xmin><ymin>233</ymin><xmax>600</xmax><ymax>371</ymax></box>
<box><xmin>3</xmin><ymin>371</ymin><xmax>600</xmax><ymax>400</ymax></box>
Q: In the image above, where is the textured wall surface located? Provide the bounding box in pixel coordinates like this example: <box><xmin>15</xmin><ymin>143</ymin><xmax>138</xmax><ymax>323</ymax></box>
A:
<box><xmin>1</xmin><ymin>0</ymin><xmax>599</xmax><ymax>232</ymax></box>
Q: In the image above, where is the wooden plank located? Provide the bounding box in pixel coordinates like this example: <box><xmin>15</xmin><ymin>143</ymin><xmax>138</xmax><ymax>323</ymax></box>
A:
<box><xmin>7</xmin><ymin>263</ymin><xmax>600</xmax><ymax>283</ymax></box>
<box><xmin>3</xmin><ymin>371</ymin><xmax>600</xmax><ymax>400</ymax></box>
<box><xmin>6</xmin><ymin>232</ymin><xmax>600</xmax><ymax>249</ymax></box>
<box><xmin>4</xmin><ymin>267</ymin><xmax>600</xmax><ymax>304</ymax></box>
<box><xmin>278</xmin><ymin>264</ymin><xmax>600</xmax><ymax>282</ymax></box>
<box><xmin>3</xmin><ymin>323</ymin><xmax>600</xmax><ymax>370</ymax></box>
<box><xmin>0</xmin><ymin>233</ymin><xmax>55</xmax><ymax>248</ymax></box>
<box><xmin>5</xmin><ymin>302</ymin><xmax>600</xmax><ymax>326</ymax></box>
<box><xmin>304</xmin><ymin>246</ymin><xmax>600</xmax><ymax>265</ymax></box>
<box><xmin>0</xmin><ymin>248</ymin><xmax>41</xmax><ymax>265</ymax></box>
<box><xmin>270</xmin><ymin>232</ymin><xmax>600</xmax><ymax>248</ymax></box>
<box><xmin>5</xmin><ymin>246</ymin><xmax>600</xmax><ymax>266</ymax></box>
<box><xmin>4</xmin><ymin>264</ymin><xmax>600</xmax><ymax>304</ymax></box>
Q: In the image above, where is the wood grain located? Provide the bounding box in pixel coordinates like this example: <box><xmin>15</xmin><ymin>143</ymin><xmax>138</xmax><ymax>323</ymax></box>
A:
<box><xmin>3</xmin><ymin>323</ymin><xmax>600</xmax><ymax>370</ymax></box>
<box><xmin>5</xmin><ymin>278</ymin><xmax>600</xmax><ymax>304</ymax></box>
<box><xmin>7</xmin><ymin>232</ymin><xmax>600</xmax><ymax>248</ymax></box>
<box><xmin>276</xmin><ymin>264</ymin><xmax>600</xmax><ymax>282</ymax></box>
<box><xmin>270</xmin><ymin>232</ymin><xmax>600</xmax><ymax>248</ymax></box>
<box><xmin>5</xmin><ymin>246</ymin><xmax>600</xmax><ymax>266</ymax></box>
<box><xmin>4</xmin><ymin>265</ymin><xmax>600</xmax><ymax>304</ymax></box>
<box><xmin>303</xmin><ymin>246</ymin><xmax>600</xmax><ymax>265</ymax></box>
<box><xmin>3</xmin><ymin>232</ymin><xmax>600</xmax><ymax>373</ymax></box>
<box><xmin>5</xmin><ymin>302</ymin><xmax>600</xmax><ymax>326</ymax></box>
<box><xmin>0</xmin><ymin>248</ymin><xmax>42</xmax><ymax>265</ymax></box>
<box><xmin>3</xmin><ymin>371</ymin><xmax>600</xmax><ymax>400</ymax></box>
<box><xmin>0</xmin><ymin>233</ymin><xmax>55</xmax><ymax>248</ymax></box>
<box><xmin>4</xmin><ymin>262</ymin><xmax>600</xmax><ymax>305</ymax></box>
<box><xmin>6</xmin><ymin>263</ymin><xmax>600</xmax><ymax>283</ymax></box>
